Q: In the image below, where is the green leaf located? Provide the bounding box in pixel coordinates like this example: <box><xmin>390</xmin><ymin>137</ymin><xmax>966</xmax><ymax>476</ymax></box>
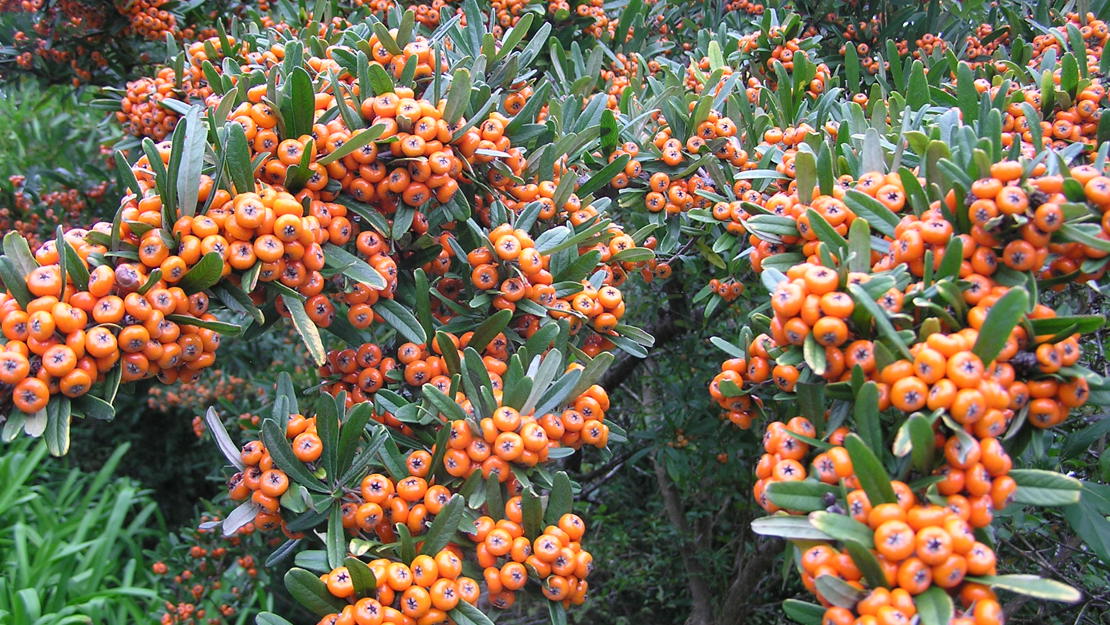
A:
<box><xmin>751</xmin><ymin>515</ymin><xmax>833</xmax><ymax>541</ymax></box>
<box><xmin>548</xmin><ymin>601</ymin><xmax>568</xmax><ymax>625</ymax></box>
<box><xmin>444</xmin><ymin>68</ymin><xmax>472</xmax><ymax>125</ymax></box>
<box><xmin>44</xmin><ymin>396</ymin><xmax>71</xmax><ymax>456</ymax></box>
<box><xmin>854</xmin><ymin>382</ymin><xmax>883</xmax><ymax>454</ymax></box>
<box><xmin>256</xmin><ymin>612</ymin><xmax>296</xmax><ymax>625</ymax></box>
<box><xmin>1063</xmin><ymin>483</ymin><xmax>1110</xmax><ymax>562</ymax></box>
<box><xmin>966</xmin><ymin>575</ymin><xmax>1081</xmax><ymax>603</ymax></box>
<box><xmin>436</xmin><ymin>331</ymin><xmax>461</xmax><ymax>375</ymax></box>
<box><xmin>904</xmin><ymin>414</ymin><xmax>935</xmax><ymax>472</ymax></box>
<box><xmin>177</xmin><ymin>107</ymin><xmax>207</xmax><ymax>217</ymax></box>
<box><xmin>179</xmin><ymin>252</ymin><xmax>224</xmax><ymax>294</ymax></box>
<box><xmin>577</xmin><ymin>154</ymin><xmax>630</xmax><ymax>198</ymax></box>
<box><xmin>283</xmin><ymin>568</ymin><xmax>346</xmax><ymax>616</ymax></box>
<box><xmin>449</xmin><ymin>601</ymin><xmax>496</xmax><ymax>625</ymax></box>
<box><xmin>544</xmin><ymin>471</ymin><xmax>573</xmax><ymax>525</ymax></box>
<box><xmin>316</xmin><ymin>395</ymin><xmax>341</xmax><ymax>481</ymax></box>
<box><xmin>0</xmin><ymin>256</ymin><xmax>32</xmax><ymax>308</ymax></box>
<box><xmin>1009</xmin><ymin>469</ymin><xmax>1082</xmax><ymax>506</ymax></box>
<box><xmin>935</xmin><ymin>236</ymin><xmax>963</xmax><ymax>281</ymax></box>
<box><xmin>611</xmin><ymin>247</ymin><xmax>655</xmax><ymax>263</ymax></box>
<box><xmin>397</xmin><ymin>522</ymin><xmax>416</xmax><ymax>564</ymax></box>
<box><xmin>782</xmin><ymin>599</ymin><xmax>824</xmax><ymax>625</ymax></box>
<box><xmin>485</xmin><ymin>474</ymin><xmax>504</xmax><ymax>520</ymax></box>
<box><xmin>809</xmin><ymin>511</ymin><xmax>874</xmax><ymax>548</ymax></box>
<box><xmin>365</xmin><ymin>63</ymin><xmax>395</xmax><ymax>96</ymax></box>
<box><xmin>970</xmin><ymin>287</ymin><xmax>1028</xmax><ymax>365</ymax></box>
<box><xmin>847</xmin><ymin>283</ymin><xmax>913</xmax><ymax>361</ymax></box>
<box><xmin>284</xmin><ymin>67</ymin><xmax>316</xmax><ymax>138</ymax></box>
<box><xmin>378</xmin><ymin>435</ymin><xmax>410</xmax><ymax>481</ymax></box>
<box><xmin>262</xmin><ymin>419</ymin><xmax>329</xmax><ymax>493</ymax></box>
<box><xmin>1029</xmin><ymin>315</ymin><xmax>1104</xmax><ymax>335</ymax></box>
<box><xmin>1058</xmin><ymin>223</ymin><xmax>1110</xmax><ymax>253</ymax></box>
<box><xmin>317</xmin><ymin>124</ymin><xmax>386</xmax><ymax>166</ymax></box>
<box><xmin>522</xmin><ymin>487</ymin><xmax>544</xmax><ymax>538</ymax></box>
<box><xmin>73</xmin><ymin>393</ymin><xmax>115</xmax><ymax>421</ymax></box>
<box><xmin>326</xmin><ymin>504</ymin><xmax>345</xmax><ymax>569</ymax></box>
<box><xmin>336</xmin><ymin>402</ymin><xmax>375</xmax><ymax>477</ymax></box>
<box><xmin>599</xmin><ymin>108</ymin><xmax>618</xmax><ymax>155</ymax></box>
<box><xmin>282</xmin><ymin>294</ymin><xmax>327</xmax><ymax>367</ymax></box>
<box><xmin>3</xmin><ymin>232</ymin><xmax>36</xmax><ymax>275</ymax></box>
<box><xmin>844</xmin><ymin>540</ymin><xmax>887</xmax><ymax>588</ymax></box>
<box><xmin>914</xmin><ymin>586</ymin><xmax>954</xmax><ymax>625</ymax></box>
<box><xmin>417</xmin><ymin>268</ymin><xmax>432</xmax><ymax>346</ymax></box>
<box><xmin>324</xmin><ymin>243</ymin><xmax>386</xmax><ymax>290</ymax></box>
<box><xmin>765</xmin><ymin>481</ymin><xmax>836</xmax><ymax>512</ymax></box>
<box><xmin>114</xmin><ymin>149</ymin><xmax>141</xmax><ymax>198</ymax></box>
<box><xmin>166</xmin><ymin>314</ymin><xmax>244</xmax><ymax>336</ymax></box>
<box><xmin>371</xmin><ymin>21</ymin><xmax>402</xmax><ymax>55</ymax></box>
<box><xmin>375</xmin><ymin>298</ymin><xmax>427</xmax><ymax>344</ymax></box>
<box><xmin>468</xmin><ymin>309</ymin><xmax>512</xmax><ymax>353</ymax></box>
<box><xmin>421</xmin><ymin>495</ymin><xmax>466</xmax><ymax>555</ymax></box>
<box><xmin>906</xmin><ymin>61</ymin><xmax>929</xmax><ymax>109</ymax></box>
<box><xmin>847</xmin><ymin>218</ymin><xmax>871</xmax><ymax>273</ymax></box>
<box><xmin>844</xmin><ymin>190</ymin><xmax>900</xmax><ymax>238</ymax></box>
<box><xmin>343</xmin><ymin>556</ymin><xmax>377</xmax><ymax>597</ymax></box>
<box><xmin>814</xmin><ymin>574</ymin><xmax>865</xmax><ymax>609</ymax></box>
<box><xmin>58</xmin><ymin>237</ymin><xmax>88</xmax><ymax>292</ymax></box>
<box><xmin>844</xmin><ymin>433</ymin><xmax>897</xmax><ymax>505</ymax></box>
<box><xmin>225</xmin><ymin>122</ymin><xmax>256</xmax><ymax>194</ymax></box>
<box><xmin>806</xmin><ymin>208</ymin><xmax>849</xmax><ymax>253</ymax></box>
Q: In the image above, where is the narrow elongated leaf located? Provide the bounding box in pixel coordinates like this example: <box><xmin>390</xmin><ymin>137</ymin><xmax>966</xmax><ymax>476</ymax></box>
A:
<box><xmin>206</xmin><ymin>406</ymin><xmax>246</xmax><ymax>470</ymax></box>
<box><xmin>421</xmin><ymin>495</ymin><xmax>466</xmax><ymax>554</ymax></box>
<box><xmin>966</xmin><ymin>575</ymin><xmax>1081</xmax><ymax>602</ymax></box>
<box><xmin>262</xmin><ymin>419</ymin><xmax>328</xmax><ymax>493</ymax></box>
<box><xmin>809</xmin><ymin>511</ymin><xmax>874</xmax><ymax>547</ymax></box>
<box><xmin>468</xmin><ymin>309</ymin><xmax>512</xmax><ymax>353</ymax></box>
<box><xmin>344</xmin><ymin>556</ymin><xmax>377</xmax><ymax>597</ymax></box>
<box><xmin>766</xmin><ymin>481</ymin><xmax>836</xmax><ymax>512</ymax></box>
<box><xmin>284</xmin><ymin>568</ymin><xmax>346</xmax><ymax>616</ymax></box>
<box><xmin>179</xmin><ymin>252</ymin><xmax>225</xmax><ymax>294</ymax></box>
<box><xmin>256</xmin><ymin>612</ymin><xmax>296</xmax><ymax>625</ymax></box>
<box><xmin>44</xmin><ymin>396</ymin><xmax>71</xmax><ymax>456</ymax></box>
<box><xmin>782</xmin><ymin>599</ymin><xmax>824</xmax><ymax>625</ymax></box>
<box><xmin>326</xmin><ymin>504</ymin><xmax>344</xmax><ymax>569</ymax></box>
<box><xmin>450</xmin><ymin>601</ymin><xmax>496</xmax><ymax>625</ymax></box>
<box><xmin>844</xmin><ymin>540</ymin><xmax>887</xmax><ymax>588</ymax></box>
<box><xmin>317</xmin><ymin>124</ymin><xmax>386</xmax><ymax>165</ymax></box>
<box><xmin>223</xmin><ymin>501</ymin><xmax>262</xmax><ymax>536</ymax></box>
<box><xmin>323</xmin><ymin>243</ymin><xmax>386</xmax><ymax>290</ymax></box>
<box><xmin>854</xmin><ymin>382</ymin><xmax>883</xmax><ymax>452</ymax></box>
<box><xmin>844</xmin><ymin>433</ymin><xmax>897</xmax><ymax>505</ymax></box>
<box><xmin>444</xmin><ymin>68</ymin><xmax>472</xmax><ymax>124</ymax></box>
<box><xmin>544</xmin><ymin>471</ymin><xmax>573</xmax><ymax>525</ymax></box>
<box><xmin>0</xmin><ymin>256</ymin><xmax>32</xmax><ymax>308</ymax></box>
<box><xmin>915</xmin><ymin>586</ymin><xmax>954</xmax><ymax>625</ymax></box>
<box><xmin>971</xmin><ymin>287</ymin><xmax>1028</xmax><ymax>365</ymax></box>
<box><xmin>167</xmin><ymin>314</ymin><xmax>244</xmax><ymax>336</ymax></box>
<box><xmin>815</xmin><ymin>574</ymin><xmax>865</xmax><ymax>608</ymax></box>
<box><xmin>751</xmin><ymin>515</ymin><xmax>832</xmax><ymax>541</ymax></box>
<box><xmin>376</xmin><ymin>298</ymin><xmax>427</xmax><ymax>343</ymax></box>
<box><xmin>1009</xmin><ymin>469</ymin><xmax>1082</xmax><ymax>506</ymax></box>
<box><xmin>844</xmin><ymin>190</ymin><xmax>899</xmax><ymax>238</ymax></box>
<box><xmin>225</xmin><ymin>122</ymin><xmax>255</xmax><ymax>194</ymax></box>
<box><xmin>177</xmin><ymin>106</ymin><xmax>206</xmax><ymax>216</ymax></box>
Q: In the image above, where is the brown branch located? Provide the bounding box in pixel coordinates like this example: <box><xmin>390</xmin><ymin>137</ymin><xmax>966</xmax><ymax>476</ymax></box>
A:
<box><xmin>653</xmin><ymin>450</ymin><xmax>715</xmax><ymax>625</ymax></box>
<box><xmin>719</xmin><ymin>538</ymin><xmax>784</xmax><ymax>625</ymax></box>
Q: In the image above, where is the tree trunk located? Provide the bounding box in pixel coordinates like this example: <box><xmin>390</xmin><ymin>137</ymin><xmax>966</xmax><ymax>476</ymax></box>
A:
<box><xmin>653</xmin><ymin>452</ymin><xmax>715</xmax><ymax>625</ymax></box>
<box><xmin>718</xmin><ymin>538</ymin><xmax>783</xmax><ymax>624</ymax></box>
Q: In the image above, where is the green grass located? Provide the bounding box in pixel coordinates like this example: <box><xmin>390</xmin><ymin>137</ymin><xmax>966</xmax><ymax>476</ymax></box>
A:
<box><xmin>0</xmin><ymin>439</ymin><xmax>164</xmax><ymax>624</ymax></box>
